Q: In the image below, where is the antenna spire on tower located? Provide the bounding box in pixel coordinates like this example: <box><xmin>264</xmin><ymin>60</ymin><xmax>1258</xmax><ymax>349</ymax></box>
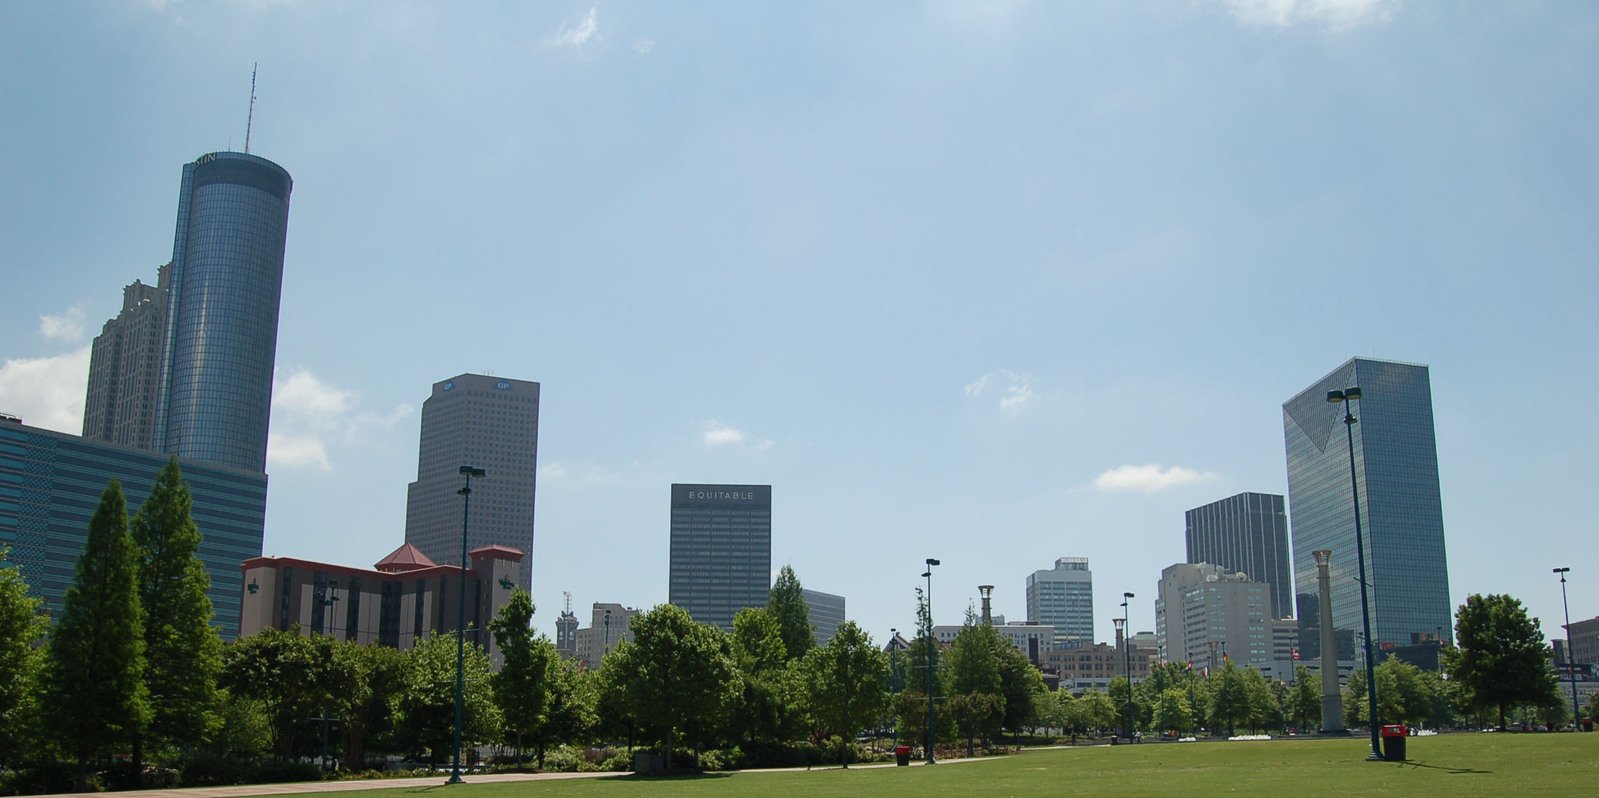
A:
<box><xmin>563</xmin><ymin>591</ymin><xmax>573</xmax><ymax>614</ymax></box>
<box><xmin>244</xmin><ymin>63</ymin><xmax>258</xmax><ymax>154</ymax></box>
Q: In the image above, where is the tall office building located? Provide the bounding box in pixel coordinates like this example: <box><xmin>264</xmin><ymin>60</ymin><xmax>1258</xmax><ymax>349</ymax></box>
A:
<box><xmin>1025</xmin><ymin>557</ymin><xmax>1094</xmax><ymax>644</ymax></box>
<box><xmin>83</xmin><ymin>264</ymin><xmax>172</xmax><ymax>450</ymax></box>
<box><xmin>1283</xmin><ymin>357</ymin><xmax>1451</xmax><ymax>650</ymax></box>
<box><xmin>1155</xmin><ymin>562</ymin><xmax>1272</xmax><ymax>670</ymax></box>
<box><xmin>153</xmin><ymin>152</ymin><xmax>293</xmax><ymax>472</ymax></box>
<box><xmin>668</xmin><ymin>483</ymin><xmax>771</xmax><ymax>631</ymax></box>
<box><xmin>802</xmin><ymin>588</ymin><xmax>846</xmax><ymax>645</ymax></box>
<box><xmin>1185</xmin><ymin>492</ymin><xmax>1293</xmax><ymax>620</ymax></box>
<box><xmin>404</xmin><ymin>374</ymin><xmax>540</xmax><ymax>590</ymax></box>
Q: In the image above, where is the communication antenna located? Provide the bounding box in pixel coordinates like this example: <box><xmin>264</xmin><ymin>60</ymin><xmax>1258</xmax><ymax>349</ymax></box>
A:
<box><xmin>563</xmin><ymin>591</ymin><xmax>572</xmax><ymax>614</ymax></box>
<box><xmin>244</xmin><ymin>63</ymin><xmax>258</xmax><ymax>154</ymax></box>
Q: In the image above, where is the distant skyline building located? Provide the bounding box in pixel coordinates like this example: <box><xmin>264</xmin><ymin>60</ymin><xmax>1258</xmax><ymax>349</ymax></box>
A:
<box><xmin>803</xmin><ymin>588</ymin><xmax>846</xmax><ymax>645</ymax></box>
<box><xmin>1185</xmin><ymin>492</ymin><xmax>1293</xmax><ymax>620</ymax></box>
<box><xmin>82</xmin><ymin>264</ymin><xmax>172</xmax><ymax>450</ymax></box>
<box><xmin>668</xmin><ymin>483</ymin><xmax>771</xmax><ymax>631</ymax></box>
<box><xmin>1283</xmin><ymin>357</ymin><xmax>1452</xmax><ymax>650</ymax></box>
<box><xmin>153</xmin><ymin>152</ymin><xmax>294</xmax><ymax>472</ymax></box>
<box><xmin>573</xmin><ymin>602</ymin><xmax>638</xmax><ymax>669</ymax></box>
<box><xmin>404</xmin><ymin>374</ymin><xmax>540</xmax><ymax>590</ymax></box>
<box><xmin>1025</xmin><ymin>557</ymin><xmax>1094</xmax><ymax>644</ymax></box>
<box><xmin>1156</xmin><ymin>562</ymin><xmax>1272</xmax><ymax>671</ymax></box>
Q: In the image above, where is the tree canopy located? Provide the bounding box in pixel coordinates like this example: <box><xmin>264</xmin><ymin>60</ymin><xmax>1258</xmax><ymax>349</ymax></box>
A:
<box><xmin>1452</xmin><ymin>593</ymin><xmax>1561</xmax><ymax>729</ymax></box>
<box><xmin>768</xmin><ymin>565</ymin><xmax>814</xmax><ymax>661</ymax></box>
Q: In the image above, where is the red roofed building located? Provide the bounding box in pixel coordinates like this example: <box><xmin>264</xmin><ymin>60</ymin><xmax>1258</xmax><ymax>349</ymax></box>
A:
<box><xmin>238</xmin><ymin>542</ymin><xmax>524</xmax><ymax>664</ymax></box>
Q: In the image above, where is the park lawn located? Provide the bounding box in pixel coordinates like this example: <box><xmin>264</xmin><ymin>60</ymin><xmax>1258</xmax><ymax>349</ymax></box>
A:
<box><xmin>357</xmin><ymin>734</ymin><xmax>1595</xmax><ymax>798</ymax></box>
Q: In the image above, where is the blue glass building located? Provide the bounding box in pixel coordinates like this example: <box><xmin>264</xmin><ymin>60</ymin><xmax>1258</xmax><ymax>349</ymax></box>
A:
<box><xmin>154</xmin><ymin>152</ymin><xmax>293</xmax><ymax>473</ymax></box>
<box><xmin>0</xmin><ymin>419</ymin><xmax>267</xmax><ymax>640</ymax></box>
<box><xmin>1283</xmin><ymin>357</ymin><xmax>1452</xmax><ymax>651</ymax></box>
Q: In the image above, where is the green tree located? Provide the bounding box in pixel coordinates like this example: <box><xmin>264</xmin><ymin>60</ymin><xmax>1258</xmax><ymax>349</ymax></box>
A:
<box><xmin>42</xmin><ymin>480</ymin><xmax>149</xmax><ymax>790</ymax></box>
<box><xmin>802</xmin><ymin>621</ymin><xmax>889</xmax><ymax>766</ymax></box>
<box><xmin>946</xmin><ymin>692</ymin><xmax>1004</xmax><ymax>756</ymax></box>
<box><xmin>1240</xmin><ymin>667</ymin><xmax>1277</xmax><ymax>733</ymax></box>
<box><xmin>1108</xmin><ymin>676</ymin><xmax>1136</xmax><ymax>736</ymax></box>
<box><xmin>1373</xmin><ymin>657</ymin><xmax>1430</xmax><ymax>726</ymax></box>
<box><xmin>730</xmin><ymin>607</ymin><xmax>795</xmax><ymax>748</ymax></box>
<box><xmin>1208</xmin><ymin>660</ymin><xmax>1249</xmax><ymax>737</ymax></box>
<box><xmin>995</xmin><ymin>646</ymin><xmax>1045</xmax><ymax>748</ymax></box>
<box><xmin>530</xmin><ymin>652</ymin><xmax>595</xmax><ymax>764</ymax></box>
<box><xmin>1452</xmin><ymin>593</ymin><xmax>1562</xmax><ymax>729</ymax></box>
<box><xmin>131</xmin><ymin>458</ymin><xmax>223</xmax><ymax>766</ymax></box>
<box><xmin>338</xmin><ymin>641</ymin><xmax>408</xmax><ymax>769</ymax></box>
<box><xmin>1075</xmin><ymin>690</ymin><xmax>1119</xmax><ymax>736</ymax></box>
<box><xmin>393</xmin><ymin>631</ymin><xmax>502</xmax><ymax>762</ymax></box>
<box><xmin>943</xmin><ymin>621</ymin><xmax>1005</xmax><ymax>753</ymax></box>
<box><xmin>0</xmin><ymin>547</ymin><xmax>50</xmax><ymax>766</ymax></box>
<box><xmin>601</xmin><ymin>604</ymin><xmax>739</xmax><ymax>769</ymax></box>
<box><xmin>768</xmin><ymin>565</ymin><xmax>814</xmax><ymax>661</ymax></box>
<box><xmin>221</xmin><ymin>627</ymin><xmax>359</xmax><ymax>761</ymax></box>
<box><xmin>1152</xmin><ymin>687</ymin><xmax>1193</xmax><ymax>735</ymax></box>
<box><xmin>489</xmin><ymin>590</ymin><xmax>548</xmax><ymax>760</ymax></box>
<box><xmin>1286</xmin><ymin>665</ymin><xmax>1321</xmax><ymax>731</ymax></box>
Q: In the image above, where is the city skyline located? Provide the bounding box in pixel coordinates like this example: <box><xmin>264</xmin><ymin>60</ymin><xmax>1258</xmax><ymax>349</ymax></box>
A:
<box><xmin>2</xmin><ymin>4</ymin><xmax>1595</xmax><ymax>647</ymax></box>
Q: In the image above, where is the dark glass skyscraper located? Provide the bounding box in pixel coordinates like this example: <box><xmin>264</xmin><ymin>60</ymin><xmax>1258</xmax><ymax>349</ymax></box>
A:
<box><xmin>1283</xmin><ymin>357</ymin><xmax>1451</xmax><ymax>650</ymax></box>
<box><xmin>404</xmin><ymin>374</ymin><xmax>540</xmax><ymax>590</ymax></box>
<box><xmin>1185</xmin><ymin>492</ymin><xmax>1292</xmax><ymax>620</ymax></box>
<box><xmin>153</xmin><ymin>152</ymin><xmax>293</xmax><ymax>472</ymax></box>
<box><xmin>669</xmin><ymin>484</ymin><xmax>771</xmax><ymax>631</ymax></box>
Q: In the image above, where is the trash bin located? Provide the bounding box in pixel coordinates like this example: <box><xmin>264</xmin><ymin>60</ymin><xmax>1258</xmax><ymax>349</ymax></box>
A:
<box><xmin>1583</xmin><ymin>718</ymin><xmax>1593</xmax><ymax>733</ymax></box>
<box><xmin>894</xmin><ymin>745</ymin><xmax>911</xmax><ymax>766</ymax></box>
<box><xmin>1381</xmin><ymin>724</ymin><xmax>1407</xmax><ymax>761</ymax></box>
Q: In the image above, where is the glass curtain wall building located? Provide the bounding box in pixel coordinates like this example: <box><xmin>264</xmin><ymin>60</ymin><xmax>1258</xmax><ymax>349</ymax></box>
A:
<box><xmin>1025</xmin><ymin>557</ymin><xmax>1095</xmax><ymax>644</ymax></box>
<box><xmin>668</xmin><ymin>483</ymin><xmax>772</xmax><ymax>631</ymax></box>
<box><xmin>1185</xmin><ymin>492</ymin><xmax>1293</xmax><ymax>620</ymax></box>
<box><xmin>1283</xmin><ymin>357</ymin><xmax>1451</xmax><ymax>651</ymax></box>
<box><xmin>154</xmin><ymin>152</ymin><xmax>293</xmax><ymax>473</ymax></box>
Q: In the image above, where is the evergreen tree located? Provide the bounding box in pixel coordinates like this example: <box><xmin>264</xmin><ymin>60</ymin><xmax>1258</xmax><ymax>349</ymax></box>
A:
<box><xmin>489</xmin><ymin>590</ymin><xmax>548</xmax><ymax>761</ymax></box>
<box><xmin>42</xmin><ymin>480</ymin><xmax>150</xmax><ymax>790</ymax></box>
<box><xmin>767</xmin><ymin>565</ymin><xmax>814</xmax><ymax>661</ymax></box>
<box><xmin>0</xmin><ymin>546</ymin><xmax>50</xmax><ymax>767</ymax></box>
<box><xmin>131</xmin><ymin>458</ymin><xmax>223</xmax><ymax>763</ymax></box>
<box><xmin>1452</xmin><ymin>593</ymin><xmax>1562</xmax><ymax>729</ymax></box>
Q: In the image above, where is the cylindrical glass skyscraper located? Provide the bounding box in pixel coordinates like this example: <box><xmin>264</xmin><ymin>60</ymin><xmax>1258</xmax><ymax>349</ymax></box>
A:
<box><xmin>154</xmin><ymin>152</ymin><xmax>293</xmax><ymax>472</ymax></box>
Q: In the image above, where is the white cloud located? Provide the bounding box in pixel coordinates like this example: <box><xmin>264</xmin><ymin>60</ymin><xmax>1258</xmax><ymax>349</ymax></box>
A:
<box><xmin>547</xmin><ymin>6</ymin><xmax>599</xmax><ymax>47</ymax></box>
<box><xmin>632</xmin><ymin>38</ymin><xmax>654</xmax><ymax>56</ymax></box>
<box><xmin>267</xmin><ymin>369</ymin><xmax>413</xmax><ymax>472</ymax></box>
<box><xmin>1092</xmin><ymin>464</ymin><xmax>1219</xmax><ymax>494</ymax></box>
<box><xmin>1218</xmin><ymin>0</ymin><xmax>1395</xmax><ymax>31</ymax></box>
<box><xmin>0</xmin><ymin>347</ymin><xmax>91</xmax><ymax>433</ymax></box>
<box><xmin>539</xmin><ymin>462</ymin><xmax>569</xmax><ymax>479</ymax></box>
<box><xmin>702</xmin><ymin>421</ymin><xmax>746</xmax><ymax>447</ymax></box>
<box><xmin>965</xmin><ymin>370</ymin><xmax>1036</xmax><ymax>415</ymax></box>
<box><xmin>39</xmin><ymin>307</ymin><xmax>86</xmax><ymax>342</ymax></box>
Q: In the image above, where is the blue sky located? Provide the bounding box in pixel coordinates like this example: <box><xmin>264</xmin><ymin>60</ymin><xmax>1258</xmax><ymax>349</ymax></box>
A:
<box><xmin>2</xmin><ymin>1</ymin><xmax>1595</xmax><ymax>648</ymax></box>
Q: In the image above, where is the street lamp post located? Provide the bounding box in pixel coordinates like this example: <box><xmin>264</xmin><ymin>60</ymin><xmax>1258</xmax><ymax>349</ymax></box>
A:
<box><xmin>603</xmin><ymin>608</ymin><xmax>612</xmax><ymax>661</ymax></box>
<box><xmin>923</xmin><ymin>557</ymin><xmax>940</xmax><ymax>764</ymax></box>
<box><xmin>1328</xmin><ymin>387</ymin><xmax>1381</xmax><ymax>760</ymax></box>
<box><xmin>1555</xmin><ymin>568</ymin><xmax>1580</xmax><ymax>729</ymax></box>
<box><xmin>1122</xmin><ymin>592</ymin><xmax>1135</xmax><ymax>742</ymax></box>
<box><xmin>1112</xmin><ymin>616</ymin><xmax>1127</xmax><ymax>741</ymax></box>
<box><xmin>890</xmin><ymin>627</ymin><xmax>900</xmax><ymax>748</ymax></box>
<box><xmin>316</xmin><ymin>581</ymin><xmax>340</xmax><ymax>771</ymax></box>
<box><xmin>448</xmin><ymin>465</ymin><xmax>485</xmax><ymax>785</ymax></box>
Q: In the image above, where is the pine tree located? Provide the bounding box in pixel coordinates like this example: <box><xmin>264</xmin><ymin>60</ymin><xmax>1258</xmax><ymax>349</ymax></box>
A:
<box><xmin>43</xmin><ymin>480</ymin><xmax>150</xmax><ymax>790</ymax></box>
<box><xmin>767</xmin><ymin>564</ymin><xmax>814</xmax><ymax>661</ymax></box>
<box><xmin>132</xmin><ymin>458</ymin><xmax>222</xmax><ymax>763</ymax></box>
<box><xmin>0</xmin><ymin>546</ymin><xmax>51</xmax><ymax>767</ymax></box>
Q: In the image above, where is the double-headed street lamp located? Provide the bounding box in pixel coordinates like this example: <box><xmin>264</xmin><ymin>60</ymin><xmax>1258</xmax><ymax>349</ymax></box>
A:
<box><xmin>1328</xmin><ymin>387</ymin><xmax>1381</xmax><ymax>761</ymax></box>
<box><xmin>1121</xmin><ymin>592</ymin><xmax>1135</xmax><ymax>742</ymax></box>
<box><xmin>448</xmin><ymin>465</ymin><xmax>486</xmax><ymax>785</ymax></box>
<box><xmin>922</xmin><ymin>558</ymin><xmax>940</xmax><ymax>764</ymax></box>
<box><xmin>1555</xmin><ymin>568</ymin><xmax>1580</xmax><ymax>729</ymax></box>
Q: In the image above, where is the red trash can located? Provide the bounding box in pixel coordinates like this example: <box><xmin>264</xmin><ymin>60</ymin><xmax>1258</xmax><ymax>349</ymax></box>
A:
<box><xmin>894</xmin><ymin>745</ymin><xmax>912</xmax><ymax>766</ymax></box>
<box><xmin>1381</xmin><ymin>724</ymin><xmax>1407</xmax><ymax>761</ymax></box>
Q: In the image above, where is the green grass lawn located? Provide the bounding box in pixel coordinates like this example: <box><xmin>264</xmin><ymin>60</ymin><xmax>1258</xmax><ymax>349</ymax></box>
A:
<box><xmin>360</xmin><ymin>734</ymin><xmax>1596</xmax><ymax>798</ymax></box>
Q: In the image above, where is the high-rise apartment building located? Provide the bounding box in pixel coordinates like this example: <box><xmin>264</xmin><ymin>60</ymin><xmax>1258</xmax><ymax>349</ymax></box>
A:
<box><xmin>803</xmin><ymin>588</ymin><xmax>846</xmax><ymax>645</ymax></box>
<box><xmin>1185</xmin><ymin>492</ymin><xmax>1293</xmax><ymax>620</ymax></box>
<box><xmin>668</xmin><ymin>483</ymin><xmax>771</xmax><ymax>631</ymax></box>
<box><xmin>83</xmin><ymin>264</ymin><xmax>172</xmax><ymax>450</ymax></box>
<box><xmin>153</xmin><ymin>152</ymin><xmax>293</xmax><ymax>472</ymax></box>
<box><xmin>1283</xmin><ymin>357</ymin><xmax>1451</xmax><ymax>649</ymax></box>
<box><xmin>1025</xmin><ymin>557</ymin><xmax>1094</xmax><ymax>644</ymax></box>
<box><xmin>404</xmin><ymin>374</ymin><xmax>540</xmax><ymax>590</ymax></box>
<box><xmin>1155</xmin><ymin>562</ymin><xmax>1272</xmax><ymax>670</ymax></box>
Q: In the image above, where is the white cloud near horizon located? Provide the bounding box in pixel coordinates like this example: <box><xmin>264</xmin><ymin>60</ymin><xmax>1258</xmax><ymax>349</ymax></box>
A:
<box><xmin>1218</xmin><ymin>0</ymin><xmax>1395</xmax><ymax>31</ymax></box>
<box><xmin>548</xmin><ymin>6</ymin><xmax>599</xmax><ymax>47</ymax></box>
<box><xmin>701</xmin><ymin>420</ymin><xmax>774</xmax><ymax>451</ymax></box>
<box><xmin>1092</xmin><ymin>464</ymin><xmax>1219</xmax><ymax>493</ymax></box>
<box><xmin>0</xmin><ymin>347</ymin><xmax>91</xmax><ymax>433</ymax></box>
<box><xmin>965</xmin><ymin>370</ymin><xmax>1036</xmax><ymax>415</ymax></box>
<box><xmin>267</xmin><ymin>369</ymin><xmax>412</xmax><ymax>471</ymax></box>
